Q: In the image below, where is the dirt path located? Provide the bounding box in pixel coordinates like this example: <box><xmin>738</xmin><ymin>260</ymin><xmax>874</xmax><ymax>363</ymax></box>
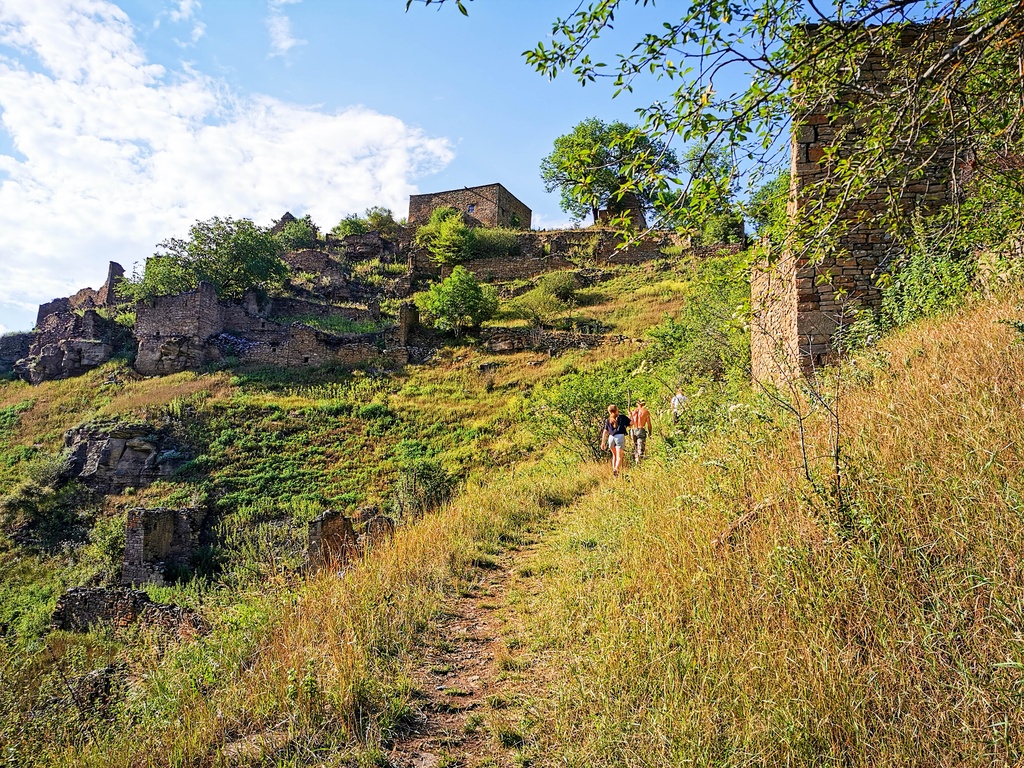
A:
<box><xmin>387</xmin><ymin>545</ymin><xmax>537</xmax><ymax>768</ymax></box>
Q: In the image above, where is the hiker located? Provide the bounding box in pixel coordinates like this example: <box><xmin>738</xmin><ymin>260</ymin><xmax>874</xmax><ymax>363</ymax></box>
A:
<box><xmin>671</xmin><ymin>389</ymin><xmax>687</xmax><ymax>424</ymax></box>
<box><xmin>629</xmin><ymin>399</ymin><xmax>653</xmax><ymax>463</ymax></box>
<box><xmin>600</xmin><ymin>404</ymin><xmax>631</xmax><ymax>477</ymax></box>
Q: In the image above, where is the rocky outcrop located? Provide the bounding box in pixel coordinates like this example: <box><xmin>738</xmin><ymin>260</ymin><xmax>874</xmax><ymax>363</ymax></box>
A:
<box><xmin>63</xmin><ymin>420</ymin><xmax>189</xmax><ymax>494</ymax></box>
<box><xmin>51</xmin><ymin>587</ymin><xmax>208</xmax><ymax>637</ymax></box>
<box><xmin>16</xmin><ymin>339</ymin><xmax>114</xmax><ymax>385</ymax></box>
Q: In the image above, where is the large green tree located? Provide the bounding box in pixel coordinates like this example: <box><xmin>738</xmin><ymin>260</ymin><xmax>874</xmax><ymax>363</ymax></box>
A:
<box><xmin>121</xmin><ymin>217</ymin><xmax>287</xmax><ymax>302</ymax></box>
<box><xmin>540</xmin><ymin>117</ymin><xmax>680</xmax><ymax>224</ymax></box>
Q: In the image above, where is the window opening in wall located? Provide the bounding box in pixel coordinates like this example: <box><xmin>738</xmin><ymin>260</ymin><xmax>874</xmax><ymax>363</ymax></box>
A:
<box><xmin>303</xmin><ymin>356</ymin><xmax>310</xmax><ymax>364</ymax></box>
<box><xmin>467</xmin><ymin>204</ymin><xmax>476</xmax><ymax>213</ymax></box>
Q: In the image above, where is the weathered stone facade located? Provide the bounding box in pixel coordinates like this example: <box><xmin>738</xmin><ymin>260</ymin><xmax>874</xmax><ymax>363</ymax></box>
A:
<box><xmin>134</xmin><ymin>282</ymin><xmax>406</xmax><ymax>376</ymax></box>
<box><xmin>0</xmin><ymin>332</ymin><xmax>32</xmax><ymax>375</ymax></box>
<box><xmin>15</xmin><ymin>309</ymin><xmax>117</xmax><ymax>385</ymax></box>
<box><xmin>51</xmin><ymin>587</ymin><xmax>208</xmax><ymax>637</ymax></box>
<box><xmin>63</xmin><ymin>420</ymin><xmax>189</xmax><ymax>494</ymax></box>
<box><xmin>307</xmin><ymin>509</ymin><xmax>358</xmax><ymax>571</ymax></box>
<box><xmin>752</xmin><ymin>23</ymin><xmax>960</xmax><ymax>380</ymax></box>
<box><xmin>122</xmin><ymin>506</ymin><xmax>206</xmax><ymax>586</ymax></box>
<box><xmin>408</xmin><ymin>183</ymin><xmax>532</xmax><ymax>229</ymax></box>
<box><xmin>36</xmin><ymin>261</ymin><xmax>124</xmax><ymax>326</ymax></box>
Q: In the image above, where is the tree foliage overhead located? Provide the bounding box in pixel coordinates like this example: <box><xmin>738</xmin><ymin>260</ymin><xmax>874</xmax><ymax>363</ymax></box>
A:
<box><xmin>540</xmin><ymin>117</ymin><xmax>680</xmax><ymax>224</ymax></box>
<box><xmin>121</xmin><ymin>217</ymin><xmax>287</xmax><ymax>302</ymax></box>
<box><xmin>413</xmin><ymin>0</ymin><xmax>1024</xmax><ymax>251</ymax></box>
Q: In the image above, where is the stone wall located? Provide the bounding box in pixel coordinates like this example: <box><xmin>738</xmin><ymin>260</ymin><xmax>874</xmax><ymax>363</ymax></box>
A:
<box><xmin>122</xmin><ymin>506</ymin><xmax>206</xmax><ymax>586</ymax></box>
<box><xmin>307</xmin><ymin>509</ymin><xmax>358</xmax><ymax>571</ymax></box>
<box><xmin>135</xmin><ymin>283</ymin><xmax>403</xmax><ymax>376</ymax></box>
<box><xmin>751</xmin><ymin>23</ymin><xmax>960</xmax><ymax>380</ymax></box>
<box><xmin>16</xmin><ymin>309</ymin><xmax>117</xmax><ymax>385</ymax></box>
<box><xmin>482</xmin><ymin>327</ymin><xmax>638</xmax><ymax>356</ymax></box>
<box><xmin>0</xmin><ymin>332</ymin><xmax>31</xmax><ymax>375</ymax></box>
<box><xmin>412</xmin><ymin>229</ymin><xmax>705</xmax><ymax>283</ymax></box>
<box><xmin>408</xmin><ymin>183</ymin><xmax>532</xmax><ymax>229</ymax></box>
<box><xmin>51</xmin><ymin>587</ymin><xmax>208</xmax><ymax>637</ymax></box>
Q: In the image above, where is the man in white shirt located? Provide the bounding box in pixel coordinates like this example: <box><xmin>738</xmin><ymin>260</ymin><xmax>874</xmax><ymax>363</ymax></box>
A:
<box><xmin>671</xmin><ymin>389</ymin><xmax>686</xmax><ymax>424</ymax></box>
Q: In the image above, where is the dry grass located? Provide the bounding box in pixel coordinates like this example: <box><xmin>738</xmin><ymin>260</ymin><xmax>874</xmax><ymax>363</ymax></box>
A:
<box><xmin>43</xmin><ymin>461</ymin><xmax>600</xmax><ymax>766</ymax></box>
<box><xmin>505</xmin><ymin>298</ymin><xmax>1024</xmax><ymax>766</ymax></box>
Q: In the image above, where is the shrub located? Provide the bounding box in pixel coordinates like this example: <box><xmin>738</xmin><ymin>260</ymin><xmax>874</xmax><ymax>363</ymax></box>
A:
<box><xmin>880</xmin><ymin>217</ymin><xmax>974</xmax><ymax>329</ymax></box>
<box><xmin>415</xmin><ymin>267</ymin><xmax>498</xmax><ymax>335</ymax></box>
<box><xmin>472</xmin><ymin>227</ymin><xmax>520</xmax><ymax>259</ymax></box>
<box><xmin>390</xmin><ymin>458</ymin><xmax>456</xmax><ymax>518</ymax></box>
<box><xmin>529</xmin><ymin>368</ymin><xmax>629</xmax><ymax>461</ymax></box>
<box><xmin>276</xmin><ymin>214</ymin><xmax>320</xmax><ymax>251</ymax></box>
<box><xmin>536</xmin><ymin>271</ymin><xmax>578</xmax><ymax>301</ymax></box>
<box><xmin>331</xmin><ymin>214</ymin><xmax>370</xmax><ymax>239</ymax></box>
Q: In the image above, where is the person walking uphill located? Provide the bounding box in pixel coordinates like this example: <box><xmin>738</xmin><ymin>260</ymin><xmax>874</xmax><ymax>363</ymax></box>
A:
<box><xmin>629</xmin><ymin>399</ymin><xmax>653</xmax><ymax>463</ymax></box>
<box><xmin>601</xmin><ymin>404</ymin><xmax>631</xmax><ymax>478</ymax></box>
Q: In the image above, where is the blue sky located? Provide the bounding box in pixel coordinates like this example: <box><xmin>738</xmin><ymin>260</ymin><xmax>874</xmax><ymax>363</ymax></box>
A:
<box><xmin>0</xmin><ymin>0</ymin><xmax>688</xmax><ymax>333</ymax></box>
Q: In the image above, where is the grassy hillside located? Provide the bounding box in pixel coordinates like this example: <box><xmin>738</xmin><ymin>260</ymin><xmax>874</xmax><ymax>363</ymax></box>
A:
<box><xmin>3</xmin><ymin>252</ymin><xmax>1022</xmax><ymax>765</ymax></box>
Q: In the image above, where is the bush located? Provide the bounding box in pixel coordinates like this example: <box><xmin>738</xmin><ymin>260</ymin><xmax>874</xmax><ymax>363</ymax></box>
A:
<box><xmin>529</xmin><ymin>368</ymin><xmax>629</xmax><ymax>461</ymax></box>
<box><xmin>536</xmin><ymin>271</ymin><xmax>578</xmax><ymax>301</ymax></box>
<box><xmin>331</xmin><ymin>214</ymin><xmax>370</xmax><ymax>239</ymax></box>
<box><xmin>416</xmin><ymin>207</ymin><xmax>520</xmax><ymax>265</ymax></box>
<box><xmin>415</xmin><ymin>266</ymin><xmax>498</xmax><ymax>335</ymax></box>
<box><xmin>276</xmin><ymin>214</ymin><xmax>320</xmax><ymax>251</ymax></box>
<box><xmin>880</xmin><ymin>217</ymin><xmax>974</xmax><ymax>329</ymax></box>
<box><xmin>472</xmin><ymin>227</ymin><xmax>520</xmax><ymax>259</ymax></box>
<box><xmin>390</xmin><ymin>458</ymin><xmax>456</xmax><ymax>518</ymax></box>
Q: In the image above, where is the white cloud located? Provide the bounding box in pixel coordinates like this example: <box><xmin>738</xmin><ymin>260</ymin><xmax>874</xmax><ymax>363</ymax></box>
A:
<box><xmin>169</xmin><ymin>0</ymin><xmax>199</xmax><ymax>23</ymax></box>
<box><xmin>0</xmin><ymin>0</ymin><xmax>453</xmax><ymax>331</ymax></box>
<box><xmin>267</xmin><ymin>0</ymin><xmax>304</xmax><ymax>58</ymax></box>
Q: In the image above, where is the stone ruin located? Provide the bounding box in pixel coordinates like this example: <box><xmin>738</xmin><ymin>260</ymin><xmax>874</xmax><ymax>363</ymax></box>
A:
<box><xmin>751</xmin><ymin>22</ymin><xmax>961</xmax><ymax>380</ymax></box>
<box><xmin>133</xmin><ymin>282</ymin><xmax>412</xmax><ymax>377</ymax></box>
<box><xmin>121</xmin><ymin>506</ymin><xmax>206</xmax><ymax>586</ymax></box>
<box><xmin>306</xmin><ymin>509</ymin><xmax>359</xmax><ymax>571</ymax></box>
<box><xmin>51</xmin><ymin>586</ymin><xmax>208</xmax><ymax>637</ymax></box>
<box><xmin>7</xmin><ymin>262</ymin><xmax>125</xmax><ymax>384</ymax></box>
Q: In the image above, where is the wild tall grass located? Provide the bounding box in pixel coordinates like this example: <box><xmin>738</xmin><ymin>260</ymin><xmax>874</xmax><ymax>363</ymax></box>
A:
<box><xmin>512</xmin><ymin>298</ymin><xmax>1024</xmax><ymax>766</ymax></box>
<box><xmin>14</xmin><ymin>462</ymin><xmax>599</xmax><ymax>766</ymax></box>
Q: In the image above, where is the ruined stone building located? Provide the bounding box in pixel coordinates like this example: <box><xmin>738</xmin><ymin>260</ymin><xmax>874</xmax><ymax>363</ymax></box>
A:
<box><xmin>408</xmin><ymin>183</ymin><xmax>532</xmax><ymax>229</ymax></box>
<box><xmin>751</xmin><ymin>22</ymin><xmax>961</xmax><ymax>381</ymax></box>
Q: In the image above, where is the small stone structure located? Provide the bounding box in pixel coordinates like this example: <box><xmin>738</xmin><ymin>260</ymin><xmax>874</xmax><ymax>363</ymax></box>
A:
<box><xmin>751</xmin><ymin>22</ymin><xmax>960</xmax><ymax>379</ymax></box>
<box><xmin>51</xmin><ymin>586</ymin><xmax>208</xmax><ymax>637</ymax></box>
<box><xmin>306</xmin><ymin>509</ymin><xmax>358</xmax><ymax>571</ymax></box>
<box><xmin>63</xmin><ymin>420</ymin><xmax>189</xmax><ymax>494</ymax></box>
<box><xmin>121</xmin><ymin>506</ymin><xmax>206</xmax><ymax>586</ymax></box>
<box><xmin>408</xmin><ymin>183</ymin><xmax>532</xmax><ymax>229</ymax></box>
<box><xmin>36</xmin><ymin>261</ymin><xmax>124</xmax><ymax>327</ymax></box>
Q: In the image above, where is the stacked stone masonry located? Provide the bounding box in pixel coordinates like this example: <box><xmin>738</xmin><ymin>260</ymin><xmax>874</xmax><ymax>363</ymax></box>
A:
<box><xmin>408</xmin><ymin>183</ymin><xmax>532</xmax><ymax>229</ymax></box>
<box><xmin>751</xmin><ymin>22</ymin><xmax>961</xmax><ymax>380</ymax></box>
<box><xmin>51</xmin><ymin>587</ymin><xmax>208</xmax><ymax>637</ymax></box>
<box><xmin>122</xmin><ymin>506</ymin><xmax>206</xmax><ymax>586</ymax></box>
